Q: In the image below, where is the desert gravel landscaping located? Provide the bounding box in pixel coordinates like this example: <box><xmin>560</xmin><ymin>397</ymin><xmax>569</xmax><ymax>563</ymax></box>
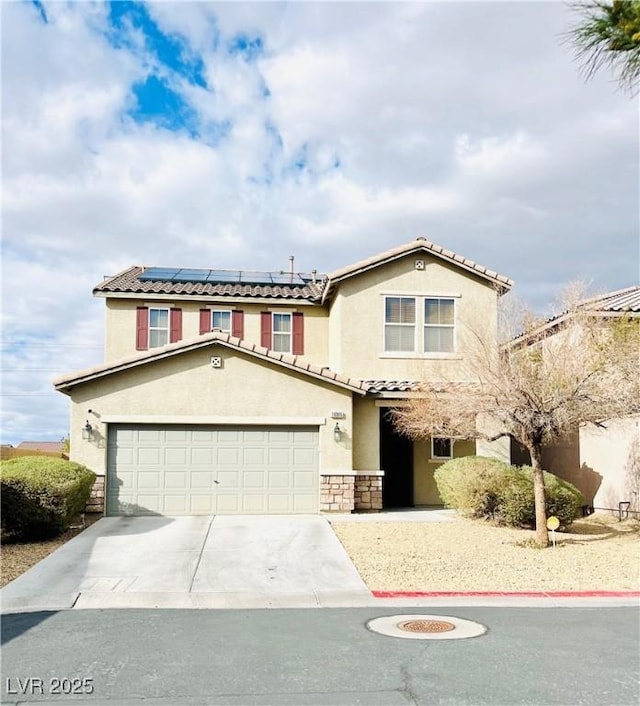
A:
<box><xmin>332</xmin><ymin>512</ymin><xmax>640</xmax><ymax>592</ymax></box>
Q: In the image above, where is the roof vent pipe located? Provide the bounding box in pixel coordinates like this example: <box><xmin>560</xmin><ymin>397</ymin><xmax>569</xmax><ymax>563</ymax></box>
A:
<box><xmin>289</xmin><ymin>255</ymin><xmax>294</xmax><ymax>283</ymax></box>
<box><xmin>311</xmin><ymin>269</ymin><xmax>317</xmax><ymax>284</ymax></box>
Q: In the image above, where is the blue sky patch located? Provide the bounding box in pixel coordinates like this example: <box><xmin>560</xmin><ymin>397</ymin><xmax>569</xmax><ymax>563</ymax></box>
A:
<box><xmin>129</xmin><ymin>75</ymin><xmax>198</xmax><ymax>136</ymax></box>
<box><xmin>107</xmin><ymin>1</ymin><xmax>207</xmax><ymax>88</ymax></box>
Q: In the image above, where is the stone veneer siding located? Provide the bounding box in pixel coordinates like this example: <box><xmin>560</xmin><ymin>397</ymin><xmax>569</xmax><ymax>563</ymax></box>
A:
<box><xmin>320</xmin><ymin>475</ymin><xmax>355</xmax><ymax>512</ymax></box>
<box><xmin>320</xmin><ymin>474</ymin><xmax>383</xmax><ymax>513</ymax></box>
<box><xmin>354</xmin><ymin>475</ymin><xmax>383</xmax><ymax>511</ymax></box>
<box><xmin>85</xmin><ymin>475</ymin><xmax>105</xmax><ymax>514</ymax></box>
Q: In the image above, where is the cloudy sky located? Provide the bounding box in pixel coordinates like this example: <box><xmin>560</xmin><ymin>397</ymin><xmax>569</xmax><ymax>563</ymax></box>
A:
<box><xmin>1</xmin><ymin>0</ymin><xmax>638</xmax><ymax>446</ymax></box>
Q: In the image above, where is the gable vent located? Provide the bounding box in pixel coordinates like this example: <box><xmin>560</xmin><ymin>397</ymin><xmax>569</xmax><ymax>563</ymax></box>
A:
<box><xmin>415</xmin><ymin>259</ymin><xmax>425</xmax><ymax>270</ymax></box>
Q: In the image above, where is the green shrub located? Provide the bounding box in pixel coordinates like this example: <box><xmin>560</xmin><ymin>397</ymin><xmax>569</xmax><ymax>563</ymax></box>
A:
<box><xmin>501</xmin><ymin>466</ymin><xmax>584</xmax><ymax>529</ymax></box>
<box><xmin>434</xmin><ymin>456</ymin><xmax>584</xmax><ymax>529</ymax></box>
<box><xmin>433</xmin><ymin>456</ymin><xmax>516</xmax><ymax>519</ymax></box>
<box><xmin>0</xmin><ymin>457</ymin><xmax>96</xmax><ymax>540</ymax></box>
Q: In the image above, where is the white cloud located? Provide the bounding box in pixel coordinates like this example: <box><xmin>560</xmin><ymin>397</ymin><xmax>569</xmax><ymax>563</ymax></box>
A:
<box><xmin>1</xmin><ymin>0</ymin><xmax>637</xmax><ymax>444</ymax></box>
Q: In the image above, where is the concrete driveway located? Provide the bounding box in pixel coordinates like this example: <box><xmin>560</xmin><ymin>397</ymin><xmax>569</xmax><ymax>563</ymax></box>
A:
<box><xmin>0</xmin><ymin>515</ymin><xmax>372</xmax><ymax>613</ymax></box>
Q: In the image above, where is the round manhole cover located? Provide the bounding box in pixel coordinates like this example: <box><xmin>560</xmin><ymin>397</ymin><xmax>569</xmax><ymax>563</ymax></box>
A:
<box><xmin>367</xmin><ymin>614</ymin><xmax>486</xmax><ymax>640</ymax></box>
<box><xmin>397</xmin><ymin>619</ymin><xmax>456</xmax><ymax>633</ymax></box>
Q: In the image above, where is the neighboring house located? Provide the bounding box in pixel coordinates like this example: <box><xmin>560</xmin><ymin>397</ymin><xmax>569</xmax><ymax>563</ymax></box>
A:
<box><xmin>54</xmin><ymin>238</ymin><xmax>513</xmax><ymax>516</ymax></box>
<box><xmin>509</xmin><ymin>286</ymin><xmax>640</xmax><ymax>513</ymax></box>
<box><xmin>17</xmin><ymin>441</ymin><xmax>65</xmax><ymax>454</ymax></box>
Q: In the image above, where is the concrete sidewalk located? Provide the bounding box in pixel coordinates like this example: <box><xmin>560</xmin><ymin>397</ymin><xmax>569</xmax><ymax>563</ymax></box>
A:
<box><xmin>0</xmin><ymin>515</ymin><xmax>372</xmax><ymax>613</ymax></box>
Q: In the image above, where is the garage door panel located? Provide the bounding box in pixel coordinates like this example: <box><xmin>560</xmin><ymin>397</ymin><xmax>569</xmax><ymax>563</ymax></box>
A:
<box><xmin>165</xmin><ymin>448</ymin><xmax>188</xmax><ymax>465</ymax></box>
<box><xmin>294</xmin><ymin>471</ymin><xmax>315</xmax><ymax>489</ymax></box>
<box><xmin>191</xmin><ymin>448</ymin><xmax>214</xmax><ymax>465</ymax></box>
<box><xmin>217</xmin><ymin>495</ymin><xmax>241</xmax><ymax>513</ymax></box>
<box><xmin>191</xmin><ymin>471</ymin><xmax>213</xmax><ymax>488</ymax></box>
<box><xmin>164</xmin><ymin>471</ymin><xmax>187</xmax><ymax>489</ymax></box>
<box><xmin>216</xmin><ymin>448</ymin><xmax>239</xmax><ymax>464</ymax></box>
<box><xmin>268</xmin><ymin>471</ymin><xmax>290</xmax><ymax>489</ymax></box>
<box><xmin>268</xmin><ymin>448</ymin><xmax>291</xmax><ymax>465</ymax></box>
<box><xmin>138</xmin><ymin>448</ymin><xmax>161</xmax><ymax>465</ymax></box>
<box><xmin>137</xmin><ymin>471</ymin><xmax>163</xmax><ymax>489</ymax></box>
<box><xmin>293</xmin><ymin>448</ymin><xmax>316</xmax><ymax>465</ymax></box>
<box><xmin>243</xmin><ymin>470</ymin><xmax>265</xmax><ymax>488</ymax></box>
<box><xmin>243</xmin><ymin>448</ymin><xmax>265</xmax><ymax>465</ymax></box>
<box><xmin>108</xmin><ymin>425</ymin><xmax>319</xmax><ymax>516</ymax></box>
<box><xmin>217</xmin><ymin>470</ymin><xmax>240</xmax><ymax>487</ymax></box>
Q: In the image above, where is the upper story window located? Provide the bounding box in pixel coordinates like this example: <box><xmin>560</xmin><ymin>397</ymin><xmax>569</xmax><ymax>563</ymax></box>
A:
<box><xmin>149</xmin><ymin>308</ymin><xmax>169</xmax><ymax>348</ymax></box>
<box><xmin>136</xmin><ymin>306</ymin><xmax>182</xmax><ymax>351</ymax></box>
<box><xmin>273</xmin><ymin>313</ymin><xmax>292</xmax><ymax>352</ymax></box>
<box><xmin>431</xmin><ymin>437</ymin><xmax>453</xmax><ymax>460</ymax></box>
<box><xmin>384</xmin><ymin>297</ymin><xmax>416</xmax><ymax>352</ymax></box>
<box><xmin>261</xmin><ymin>311</ymin><xmax>304</xmax><ymax>355</ymax></box>
<box><xmin>383</xmin><ymin>295</ymin><xmax>456</xmax><ymax>355</ymax></box>
<box><xmin>424</xmin><ymin>298</ymin><xmax>455</xmax><ymax>353</ymax></box>
<box><xmin>199</xmin><ymin>309</ymin><xmax>244</xmax><ymax>338</ymax></box>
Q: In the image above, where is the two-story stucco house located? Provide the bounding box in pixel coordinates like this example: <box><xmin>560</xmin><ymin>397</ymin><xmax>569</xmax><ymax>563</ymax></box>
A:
<box><xmin>54</xmin><ymin>238</ymin><xmax>513</xmax><ymax>516</ymax></box>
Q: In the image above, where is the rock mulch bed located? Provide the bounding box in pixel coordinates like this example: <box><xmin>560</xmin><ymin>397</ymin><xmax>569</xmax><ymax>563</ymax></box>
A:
<box><xmin>331</xmin><ymin>512</ymin><xmax>640</xmax><ymax>592</ymax></box>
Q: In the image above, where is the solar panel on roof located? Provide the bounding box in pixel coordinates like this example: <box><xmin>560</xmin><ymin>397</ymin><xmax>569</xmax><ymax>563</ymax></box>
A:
<box><xmin>240</xmin><ymin>271</ymin><xmax>273</xmax><ymax>285</ymax></box>
<box><xmin>173</xmin><ymin>269</ymin><xmax>209</xmax><ymax>282</ymax></box>
<box><xmin>139</xmin><ymin>268</ymin><xmax>180</xmax><ymax>281</ymax></box>
<box><xmin>270</xmin><ymin>273</ymin><xmax>298</xmax><ymax>285</ymax></box>
<box><xmin>207</xmin><ymin>270</ymin><xmax>240</xmax><ymax>283</ymax></box>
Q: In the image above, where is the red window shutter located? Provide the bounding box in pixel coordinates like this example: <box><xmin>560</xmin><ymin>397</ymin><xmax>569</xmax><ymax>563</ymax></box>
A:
<box><xmin>199</xmin><ymin>309</ymin><xmax>211</xmax><ymax>335</ymax></box>
<box><xmin>292</xmin><ymin>312</ymin><xmax>304</xmax><ymax>355</ymax></box>
<box><xmin>232</xmin><ymin>310</ymin><xmax>244</xmax><ymax>339</ymax></box>
<box><xmin>260</xmin><ymin>312</ymin><xmax>272</xmax><ymax>348</ymax></box>
<box><xmin>170</xmin><ymin>308</ymin><xmax>182</xmax><ymax>343</ymax></box>
<box><xmin>136</xmin><ymin>307</ymin><xmax>149</xmax><ymax>350</ymax></box>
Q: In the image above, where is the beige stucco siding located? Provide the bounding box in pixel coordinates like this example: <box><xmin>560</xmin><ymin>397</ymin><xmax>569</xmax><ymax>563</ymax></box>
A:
<box><xmin>579</xmin><ymin>416</ymin><xmax>640</xmax><ymax>510</ymax></box>
<box><xmin>67</xmin><ymin>347</ymin><xmax>352</xmax><ymax>477</ymax></box>
<box><xmin>413</xmin><ymin>438</ymin><xmax>476</xmax><ymax>505</ymax></box>
<box><xmin>327</xmin><ymin>254</ymin><xmax>500</xmax><ymax>380</ymax></box>
<box><xmin>352</xmin><ymin>396</ymin><xmax>380</xmax><ymax>470</ymax></box>
<box><xmin>104</xmin><ymin>299</ymin><xmax>329</xmax><ymax>364</ymax></box>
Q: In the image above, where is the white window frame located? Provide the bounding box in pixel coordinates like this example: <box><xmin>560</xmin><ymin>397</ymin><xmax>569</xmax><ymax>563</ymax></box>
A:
<box><xmin>423</xmin><ymin>297</ymin><xmax>456</xmax><ymax>354</ymax></box>
<box><xmin>148</xmin><ymin>307</ymin><xmax>170</xmax><ymax>349</ymax></box>
<box><xmin>381</xmin><ymin>293</ymin><xmax>459</xmax><ymax>359</ymax></box>
<box><xmin>383</xmin><ymin>296</ymin><xmax>417</xmax><ymax>353</ymax></box>
<box><xmin>211</xmin><ymin>309</ymin><xmax>232</xmax><ymax>334</ymax></box>
<box><xmin>431</xmin><ymin>437</ymin><xmax>453</xmax><ymax>460</ymax></box>
<box><xmin>272</xmin><ymin>311</ymin><xmax>292</xmax><ymax>353</ymax></box>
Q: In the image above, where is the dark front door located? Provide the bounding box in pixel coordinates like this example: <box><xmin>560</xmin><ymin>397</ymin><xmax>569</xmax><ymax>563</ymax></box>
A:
<box><xmin>379</xmin><ymin>410</ymin><xmax>414</xmax><ymax>508</ymax></box>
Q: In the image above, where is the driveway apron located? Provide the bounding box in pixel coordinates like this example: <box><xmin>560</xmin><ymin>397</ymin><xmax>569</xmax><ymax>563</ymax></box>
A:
<box><xmin>1</xmin><ymin>515</ymin><xmax>371</xmax><ymax>612</ymax></box>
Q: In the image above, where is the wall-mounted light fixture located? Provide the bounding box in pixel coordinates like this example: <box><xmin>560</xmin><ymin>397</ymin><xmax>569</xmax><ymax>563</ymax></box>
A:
<box><xmin>82</xmin><ymin>420</ymin><xmax>93</xmax><ymax>441</ymax></box>
<box><xmin>333</xmin><ymin>423</ymin><xmax>342</xmax><ymax>442</ymax></box>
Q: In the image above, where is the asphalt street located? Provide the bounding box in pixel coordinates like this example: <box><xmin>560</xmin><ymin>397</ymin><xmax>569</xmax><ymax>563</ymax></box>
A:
<box><xmin>2</xmin><ymin>606</ymin><xmax>638</xmax><ymax>705</ymax></box>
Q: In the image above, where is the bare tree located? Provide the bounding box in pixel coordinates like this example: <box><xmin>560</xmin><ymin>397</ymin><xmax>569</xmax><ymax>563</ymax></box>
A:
<box><xmin>392</xmin><ymin>285</ymin><xmax>640</xmax><ymax>546</ymax></box>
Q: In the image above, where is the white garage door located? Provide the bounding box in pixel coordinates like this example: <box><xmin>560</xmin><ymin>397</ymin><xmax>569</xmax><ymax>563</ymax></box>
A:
<box><xmin>107</xmin><ymin>425</ymin><xmax>319</xmax><ymax>515</ymax></box>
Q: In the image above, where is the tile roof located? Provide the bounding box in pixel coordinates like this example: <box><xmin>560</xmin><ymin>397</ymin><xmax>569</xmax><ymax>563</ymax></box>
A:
<box><xmin>17</xmin><ymin>441</ymin><xmax>65</xmax><ymax>452</ymax></box>
<box><xmin>508</xmin><ymin>285</ymin><xmax>640</xmax><ymax>347</ymax></box>
<box><xmin>94</xmin><ymin>266</ymin><xmax>326</xmax><ymax>302</ymax></box>
<box><xmin>322</xmin><ymin>237</ymin><xmax>513</xmax><ymax>302</ymax></box>
<box><xmin>364</xmin><ymin>380</ymin><xmax>420</xmax><ymax>393</ymax></box>
<box><xmin>577</xmin><ymin>285</ymin><xmax>640</xmax><ymax>313</ymax></box>
<box><xmin>54</xmin><ymin>332</ymin><xmax>369</xmax><ymax>395</ymax></box>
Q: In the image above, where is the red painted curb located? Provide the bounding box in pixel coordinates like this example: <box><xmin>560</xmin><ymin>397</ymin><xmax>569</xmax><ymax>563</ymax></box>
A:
<box><xmin>372</xmin><ymin>590</ymin><xmax>640</xmax><ymax>598</ymax></box>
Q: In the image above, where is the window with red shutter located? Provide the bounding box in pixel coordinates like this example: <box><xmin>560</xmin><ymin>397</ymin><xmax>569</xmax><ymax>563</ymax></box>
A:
<box><xmin>260</xmin><ymin>312</ymin><xmax>272</xmax><ymax>348</ymax></box>
<box><xmin>292</xmin><ymin>312</ymin><xmax>304</xmax><ymax>355</ymax></box>
<box><xmin>136</xmin><ymin>307</ymin><xmax>149</xmax><ymax>350</ymax></box>
<box><xmin>170</xmin><ymin>308</ymin><xmax>182</xmax><ymax>343</ymax></box>
<box><xmin>199</xmin><ymin>309</ymin><xmax>211</xmax><ymax>335</ymax></box>
<box><xmin>232</xmin><ymin>310</ymin><xmax>244</xmax><ymax>339</ymax></box>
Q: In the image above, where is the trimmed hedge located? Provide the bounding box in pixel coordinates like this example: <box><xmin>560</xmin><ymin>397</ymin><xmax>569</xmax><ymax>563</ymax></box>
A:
<box><xmin>1</xmin><ymin>457</ymin><xmax>96</xmax><ymax>540</ymax></box>
<box><xmin>434</xmin><ymin>456</ymin><xmax>584</xmax><ymax>529</ymax></box>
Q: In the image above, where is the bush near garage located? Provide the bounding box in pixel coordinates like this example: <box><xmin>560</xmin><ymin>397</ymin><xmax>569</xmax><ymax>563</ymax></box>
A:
<box><xmin>0</xmin><ymin>457</ymin><xmax>96</xmax><ymax>540</ymax></box>
<box><xmin>434</xmin><ymin>456</ymin><xmax>584</xmax><ymax>529</ymax></box>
